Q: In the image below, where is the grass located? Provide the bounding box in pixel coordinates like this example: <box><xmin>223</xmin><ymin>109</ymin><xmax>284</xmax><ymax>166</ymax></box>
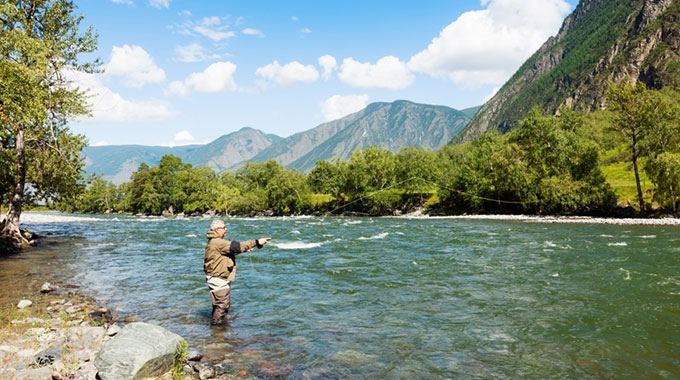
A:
<box><xmin>602</xmin><ymin>160</ymin><xmax>656</xmax><ymax>208</ymax></box>
<box><xmin>172</xmin><ymin>339</ymin><xmax>188</xmax><ymax>380</ymax></box>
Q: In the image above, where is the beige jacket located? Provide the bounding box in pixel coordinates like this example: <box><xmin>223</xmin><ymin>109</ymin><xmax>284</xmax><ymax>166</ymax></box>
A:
<box><xmin>204</xmin><ymin>230</ymin><xmax>259</xmax><ymax>282</ymax></box>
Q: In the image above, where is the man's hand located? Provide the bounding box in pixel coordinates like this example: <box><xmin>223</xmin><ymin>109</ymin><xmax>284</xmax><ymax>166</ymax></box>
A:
<box><xmin>256</xmin><ymin>237</ymin><xmax>272</xmax><ymax>247</ymax></box>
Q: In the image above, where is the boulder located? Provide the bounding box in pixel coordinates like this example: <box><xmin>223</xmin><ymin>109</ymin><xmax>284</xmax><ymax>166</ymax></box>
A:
<box><xmin>94</xmin><ymin>322</ymin><xmax>185</xmax><ymax>380</ymax></box>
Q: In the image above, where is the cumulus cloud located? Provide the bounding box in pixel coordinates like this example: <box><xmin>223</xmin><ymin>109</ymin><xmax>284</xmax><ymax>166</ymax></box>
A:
<box><xmin>174</xmin><ymin>43</ymin><xmax>220</xmax><ymax>63</ymax></box>
<box><xmin>321</xmin><ymin>94</ymin><xmax>370</xmax><ymax>121</ymax></box>
<box><xmin>163</xmin><ymin>130</ymin><xmax>205</xmax><ymax>147</ymax></box>
<box><xmin>318</xmin><ymin>55</ymin><xmax>337</xmax><ymax>80</ymax></box>
<box><xmin>300</xmin><ymin>27</ymin><xmax>312</xmax><ymax>34</ymax></box>
<box><xmin>408</xmin><ymin>0</ymin><xmax>571</xmax><ymax>85</ymax></box>
<box><xmin>149</xmin><ymin>0</ymin><xmax>169</xmax><ymax>8</ymax></box>
<box><xmin>255</xmin><ymin>61</ymin><xmax>319</xmax><ymax>87</ymax></box>
<box><xmin>242</xmin><ymin>28</ymin><xmax>264</xmax><ymax>37</ymax></box>
<box><xmin>65</xmin><ymin>70</ymin><xmax>177</xmax><ymax>123</ymax></box>
<box><xmin>166</xmin><ymin>61</ymin><xmax>238</xmax><ymax>96</ymax></box>
<box><xmin>338</xmin><ymin>56</ymin><xmax>414</xmax><ymax>90</ymax></box>
<box><xmin>105</xmin><ymin>45</ymin><xmax>166</xmax><ymax>87</ymax></box>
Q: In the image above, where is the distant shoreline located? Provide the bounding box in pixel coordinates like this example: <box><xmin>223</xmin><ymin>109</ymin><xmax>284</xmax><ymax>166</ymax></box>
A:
<box><xmin>393</xmin><ymin>213</ymin><xmax>680</xmax><ymax>226</ymax></box>
<box><xmin>19</xmin><ymin>210</ymin><xmax>680</xmax><ymax>226</ymax></box>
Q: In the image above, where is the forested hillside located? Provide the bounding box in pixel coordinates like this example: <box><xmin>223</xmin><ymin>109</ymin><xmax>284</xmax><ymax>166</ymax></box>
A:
<box><xmin>461</xmin><ymin>0</ymin><xmax>680</xmax><ymax>140</ymax></box>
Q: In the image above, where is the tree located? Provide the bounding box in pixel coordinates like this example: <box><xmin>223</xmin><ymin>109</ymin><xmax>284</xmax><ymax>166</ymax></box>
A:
<box><xmin>1</xmin><ymin>0</ymin><xmax>99</xmax><ymax>242</ymax></box>
<box><xmin>646</xmin><ymin>153</ymin><xmax>680</xmax><ymax>213</ymax></box>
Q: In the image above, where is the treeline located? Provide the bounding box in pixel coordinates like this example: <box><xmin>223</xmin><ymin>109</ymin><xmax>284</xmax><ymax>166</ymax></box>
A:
<box><xmin>61</xmin><ymin>81</ymin><xmax>680</xmax><ymax>217</ymax></box>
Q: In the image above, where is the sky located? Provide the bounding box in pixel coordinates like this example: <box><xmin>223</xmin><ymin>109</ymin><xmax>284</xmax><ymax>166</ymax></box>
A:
<box><xmin>69</xmin><ymin>0</ymin><xmax>579</xmax><ymax>147</ymax></box>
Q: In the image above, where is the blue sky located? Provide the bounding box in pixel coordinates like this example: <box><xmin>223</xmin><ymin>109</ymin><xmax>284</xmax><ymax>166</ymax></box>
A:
<box><xmin>70</xmin><ymin>0</ymin><xmax>578</xmax><ymax>146</ymax></box>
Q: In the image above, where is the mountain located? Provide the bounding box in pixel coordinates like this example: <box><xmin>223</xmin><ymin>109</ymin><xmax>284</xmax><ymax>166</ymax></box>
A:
<box><xmin>287</xmin><ymin>100</ymin><xmax>469</xmax><ymax>171</ymax></box>
<box><xmin>83</xmin><ymin>100</ymin><xmax>474</xmax><ymax>181</ymax></box>
<box><xmin>460</xmin><ymin>0</ymin><xmax>680</xmax><ymax>141</ymax></box>
<box><xmin>83</xmin><ymin>127</ymin><xmax>281</xmax><ymax>184</ymax></box>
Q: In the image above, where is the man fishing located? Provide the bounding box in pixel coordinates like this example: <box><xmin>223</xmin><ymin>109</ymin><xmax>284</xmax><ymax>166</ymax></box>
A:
<box><xmin>204</xmin><ymin>219</ymin><xmax>271</xmax><ymax>325</ymax></box>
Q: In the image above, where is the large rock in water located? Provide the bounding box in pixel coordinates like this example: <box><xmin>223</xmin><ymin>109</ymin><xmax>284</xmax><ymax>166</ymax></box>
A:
<box><xmin>94</xmin><ymin>322</ymin><xmax>185</xmax><ymax>380</ymax></box>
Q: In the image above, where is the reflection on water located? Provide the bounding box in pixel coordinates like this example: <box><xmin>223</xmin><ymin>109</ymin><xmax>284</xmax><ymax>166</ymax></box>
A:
<box><xmin>4</xmin><ymin>212</ymin><xmax>679</xmax><ymax>379</ymax></box>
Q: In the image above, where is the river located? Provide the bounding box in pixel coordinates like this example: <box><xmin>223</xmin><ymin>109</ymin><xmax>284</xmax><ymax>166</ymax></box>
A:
<box><xmin>5</xmin><ymin>212</ymin><xmax>679</xmax><ymax>379</ymax></box>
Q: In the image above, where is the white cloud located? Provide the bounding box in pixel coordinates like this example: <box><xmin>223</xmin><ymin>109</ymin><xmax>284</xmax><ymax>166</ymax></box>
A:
<box><xmin>166</xmin><ymin>61</ymin><xmax>238</xmax><ymax>96</ymax></box>
<box><xmin>322</xmin><ymin>94</ymin><xmax>370</xmax><ymax>121</ymax></box>
<box><xmin>165</xmin><ymin>81</ymin><xmax>189</xmax><ymax>97</ymax></box>
<box><xmin>174</xmin><ymin>43</ymin><xmax>219</xmax><ymax>63</ymax></box>
<box><xmin>184</xmin><ymin>17</ymin><xmax>237</xmax><ymax>41</ymax></box>
<box><xmin>318</xmin><ymin>55</ymin><xmax>337</xmax><ymax>80</ymax></box>
<box><xmin>92</xmin><ymin>141</ymin><xmax>110</xmax><ymax>147</ymax></box>
<box><xmin>105</xmin><ymin>45</ymin><xmax>166</xmax><ymax>87</ymax></box>
<box><xmin>300</xmin><ymin>27</ymin><xmax>312</xmax><ymax>34</ymax></box>
<box><xmin>65</xmin><ymin>70</ymin><xmax>177</xmax><ymax>123</ymax></box>
<box><xmin>149</xmin><ymin>0</ymin><xmax>169</xmax><ymax>9</ymax></box>
<box><xmin>178</xmin><ymin>10</ymin><xmax>191</xmax><ymax>17</ymax></box>
<box><xmin>194</xmin><ymin>26</ymin><xmax>235</xmax><ymax>41</ymax></box>
<box><xmin>408</xmin><ymin>0</ymin><xmax>571</xmax><ymax>85</ymax></box>
<box><xmin>164</xmin><ymin>130</ymin><xmax>202</xmax><ymax>147</ymax></box>
<box><xmin>242</xmin><ymin>28</ymin><xmax>264</xmax><ymax>37</ymax></box>
<box><xmin>255</xmin><ymin>61</ymin><xmax>319</xmax><ymax>87</ymax></box>
<box><xmin>111</xmin><ymin>0</ymin><xmax>133</xmax><ymax>5</ymax></box>
<box><xmin>338</xmin><ymin>56</ymin><xmax>414</xmax><ymax>90</ymax></box>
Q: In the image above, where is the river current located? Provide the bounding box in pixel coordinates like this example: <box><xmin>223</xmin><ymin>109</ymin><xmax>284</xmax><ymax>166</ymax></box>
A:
<box><xmin>8</xmin><ymin>212</ymin><xmax>680</xmax><ymax>379</ymax></box>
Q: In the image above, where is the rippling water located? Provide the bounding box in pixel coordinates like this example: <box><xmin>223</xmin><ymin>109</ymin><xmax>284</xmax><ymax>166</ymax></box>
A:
<box><xmin>11</xmin><ymin>212</ymin><xmax>680</xmax><ymax>379</ymax></box>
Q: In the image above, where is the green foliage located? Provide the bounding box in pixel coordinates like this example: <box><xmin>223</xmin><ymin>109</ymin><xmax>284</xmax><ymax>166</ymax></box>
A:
<box><xmin>65</xmin><ymin>85</ymin><xmax>679</xmax><ymax>217</ymax></box>
<box><xmin>646</xmin><ymin>153</ymin><xmax>680</xmax><ymax>212</ymax></box>
<box><xmin>172</xmin><ymin>339</ymin><xmax>188</xmax><ymax>380</ymax></box>
<box><xmin>1</xmin><ymin>0</ymin><xmax>99</xmax><ymax>223</ymax></box>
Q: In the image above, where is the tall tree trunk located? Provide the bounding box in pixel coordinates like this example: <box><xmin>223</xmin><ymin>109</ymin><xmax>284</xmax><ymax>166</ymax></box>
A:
<box><xmin>631</xmin><ymin>134</ymin><xmax>645</xmax><ymax>213</ymax></box>
<box><xmin>3</xmin><ymin>126</ymin><xmax>27</xmax><ymax>241</ymax></box>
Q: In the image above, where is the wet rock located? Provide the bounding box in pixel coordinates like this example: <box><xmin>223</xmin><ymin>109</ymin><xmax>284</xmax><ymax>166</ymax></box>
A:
<box><xmin>123</xmin><ymin>315</ymin><xmax>139</xmax><ymax>323</ymax></box>
<box><xmin>17</xmin><ymin>299</ymin><xmax>32</xmax><ymax>309</ymax></box>
<box><xmin>187</xmin><ymin>348</ymin><xmax>203</xmax><ymax>361</ymax></box>
<box><xmin>196</xmin><ymin>363</ymin><xmax>216</xmax><ymax>380</ymax></box>
<box><xmin>106</xmin><ymin>324</ymin><xmax>121</xmax><ymax>336</ymax></box>
<box><xmin>41</xmin><ymin>282</ymin><xmax>56</xmax><ymax>293</ymax></box>
<box><xmin>94</xmin><ymin>322</ymin><xmax>185</xmax><ymax>380</ymax></box>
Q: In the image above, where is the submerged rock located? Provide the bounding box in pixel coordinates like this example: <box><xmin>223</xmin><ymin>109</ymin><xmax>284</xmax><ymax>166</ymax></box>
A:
<box><xmin>94</xmin><ymin>322</ymin><xmax>185</xmax><ymax>380</ymax></box>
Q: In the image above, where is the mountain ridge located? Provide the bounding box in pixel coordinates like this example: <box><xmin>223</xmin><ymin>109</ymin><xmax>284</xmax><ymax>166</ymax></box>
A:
<box><xmin>83</xmin><ymin>100</ymin><xmax>474</xmax><ymax>182</ymax></box>
<box><xmin>459</xmin><ymin>0</ymin><xmax>680</xmax><ymax>140</ymax></box>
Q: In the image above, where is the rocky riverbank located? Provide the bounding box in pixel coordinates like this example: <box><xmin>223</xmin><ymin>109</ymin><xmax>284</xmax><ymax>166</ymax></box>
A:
<box><xmin>0</xmin><ymin>281</ymin><xmax>231</xmax><ymax>380</ymax></box>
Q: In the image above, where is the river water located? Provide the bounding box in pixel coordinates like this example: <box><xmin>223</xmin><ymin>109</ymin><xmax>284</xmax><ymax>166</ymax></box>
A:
<box><xmin>8</xmin><ymin>212</ymin><xmax>680</xmax><ymax>379</ymax></box>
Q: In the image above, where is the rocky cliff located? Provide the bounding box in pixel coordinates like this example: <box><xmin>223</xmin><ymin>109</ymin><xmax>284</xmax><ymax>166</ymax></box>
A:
<box><xmin>460</xmin><ymin>0</ymin><xmax>680</xmax><ymax>141</ymax></box>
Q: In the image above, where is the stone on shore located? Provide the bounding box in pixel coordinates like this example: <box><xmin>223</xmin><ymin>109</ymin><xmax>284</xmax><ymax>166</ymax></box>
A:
<box><xmin>41</xmin><ymin>282</ymin><xmax>55</xmax><ymax>293</ymax></box>
<box><xmin>17</xmin><ymin>299</ymin><xmax>32</xmax><ymax>309</ymax></box>
<box><xmin>94</xmin><ymin>322</ymin><xmax>185</xmax><ymax>380</ymax></box>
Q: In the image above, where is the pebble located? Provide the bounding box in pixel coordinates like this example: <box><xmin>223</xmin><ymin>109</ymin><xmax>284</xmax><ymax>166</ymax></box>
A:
<box><xmin>106</xmin><ymin>324</ymin><xmax>121</xmax><ymax>336</ymax></box>
<box><xmin>17</xmin><ymin>299</ymin><xmax>32</xmax><ymax>309</ymax></box>
<box><xmin>187</xmin><ymin>348</ymin><xmax>203</xmax><ymax>361</ymax></box>
<box><xmin>123</xmin><ymin>315</ymin><xmax>139</xmax><ymax>323</ymax></box>
<box><xmin>40</xmin><ymin>282</ymin><xmax>55</xmax><ymax>293</ymax></box>
<box><xmin>196</xmin><ymin>364</ymin><xmax>216</xmax><ymax>380</ymax></box>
